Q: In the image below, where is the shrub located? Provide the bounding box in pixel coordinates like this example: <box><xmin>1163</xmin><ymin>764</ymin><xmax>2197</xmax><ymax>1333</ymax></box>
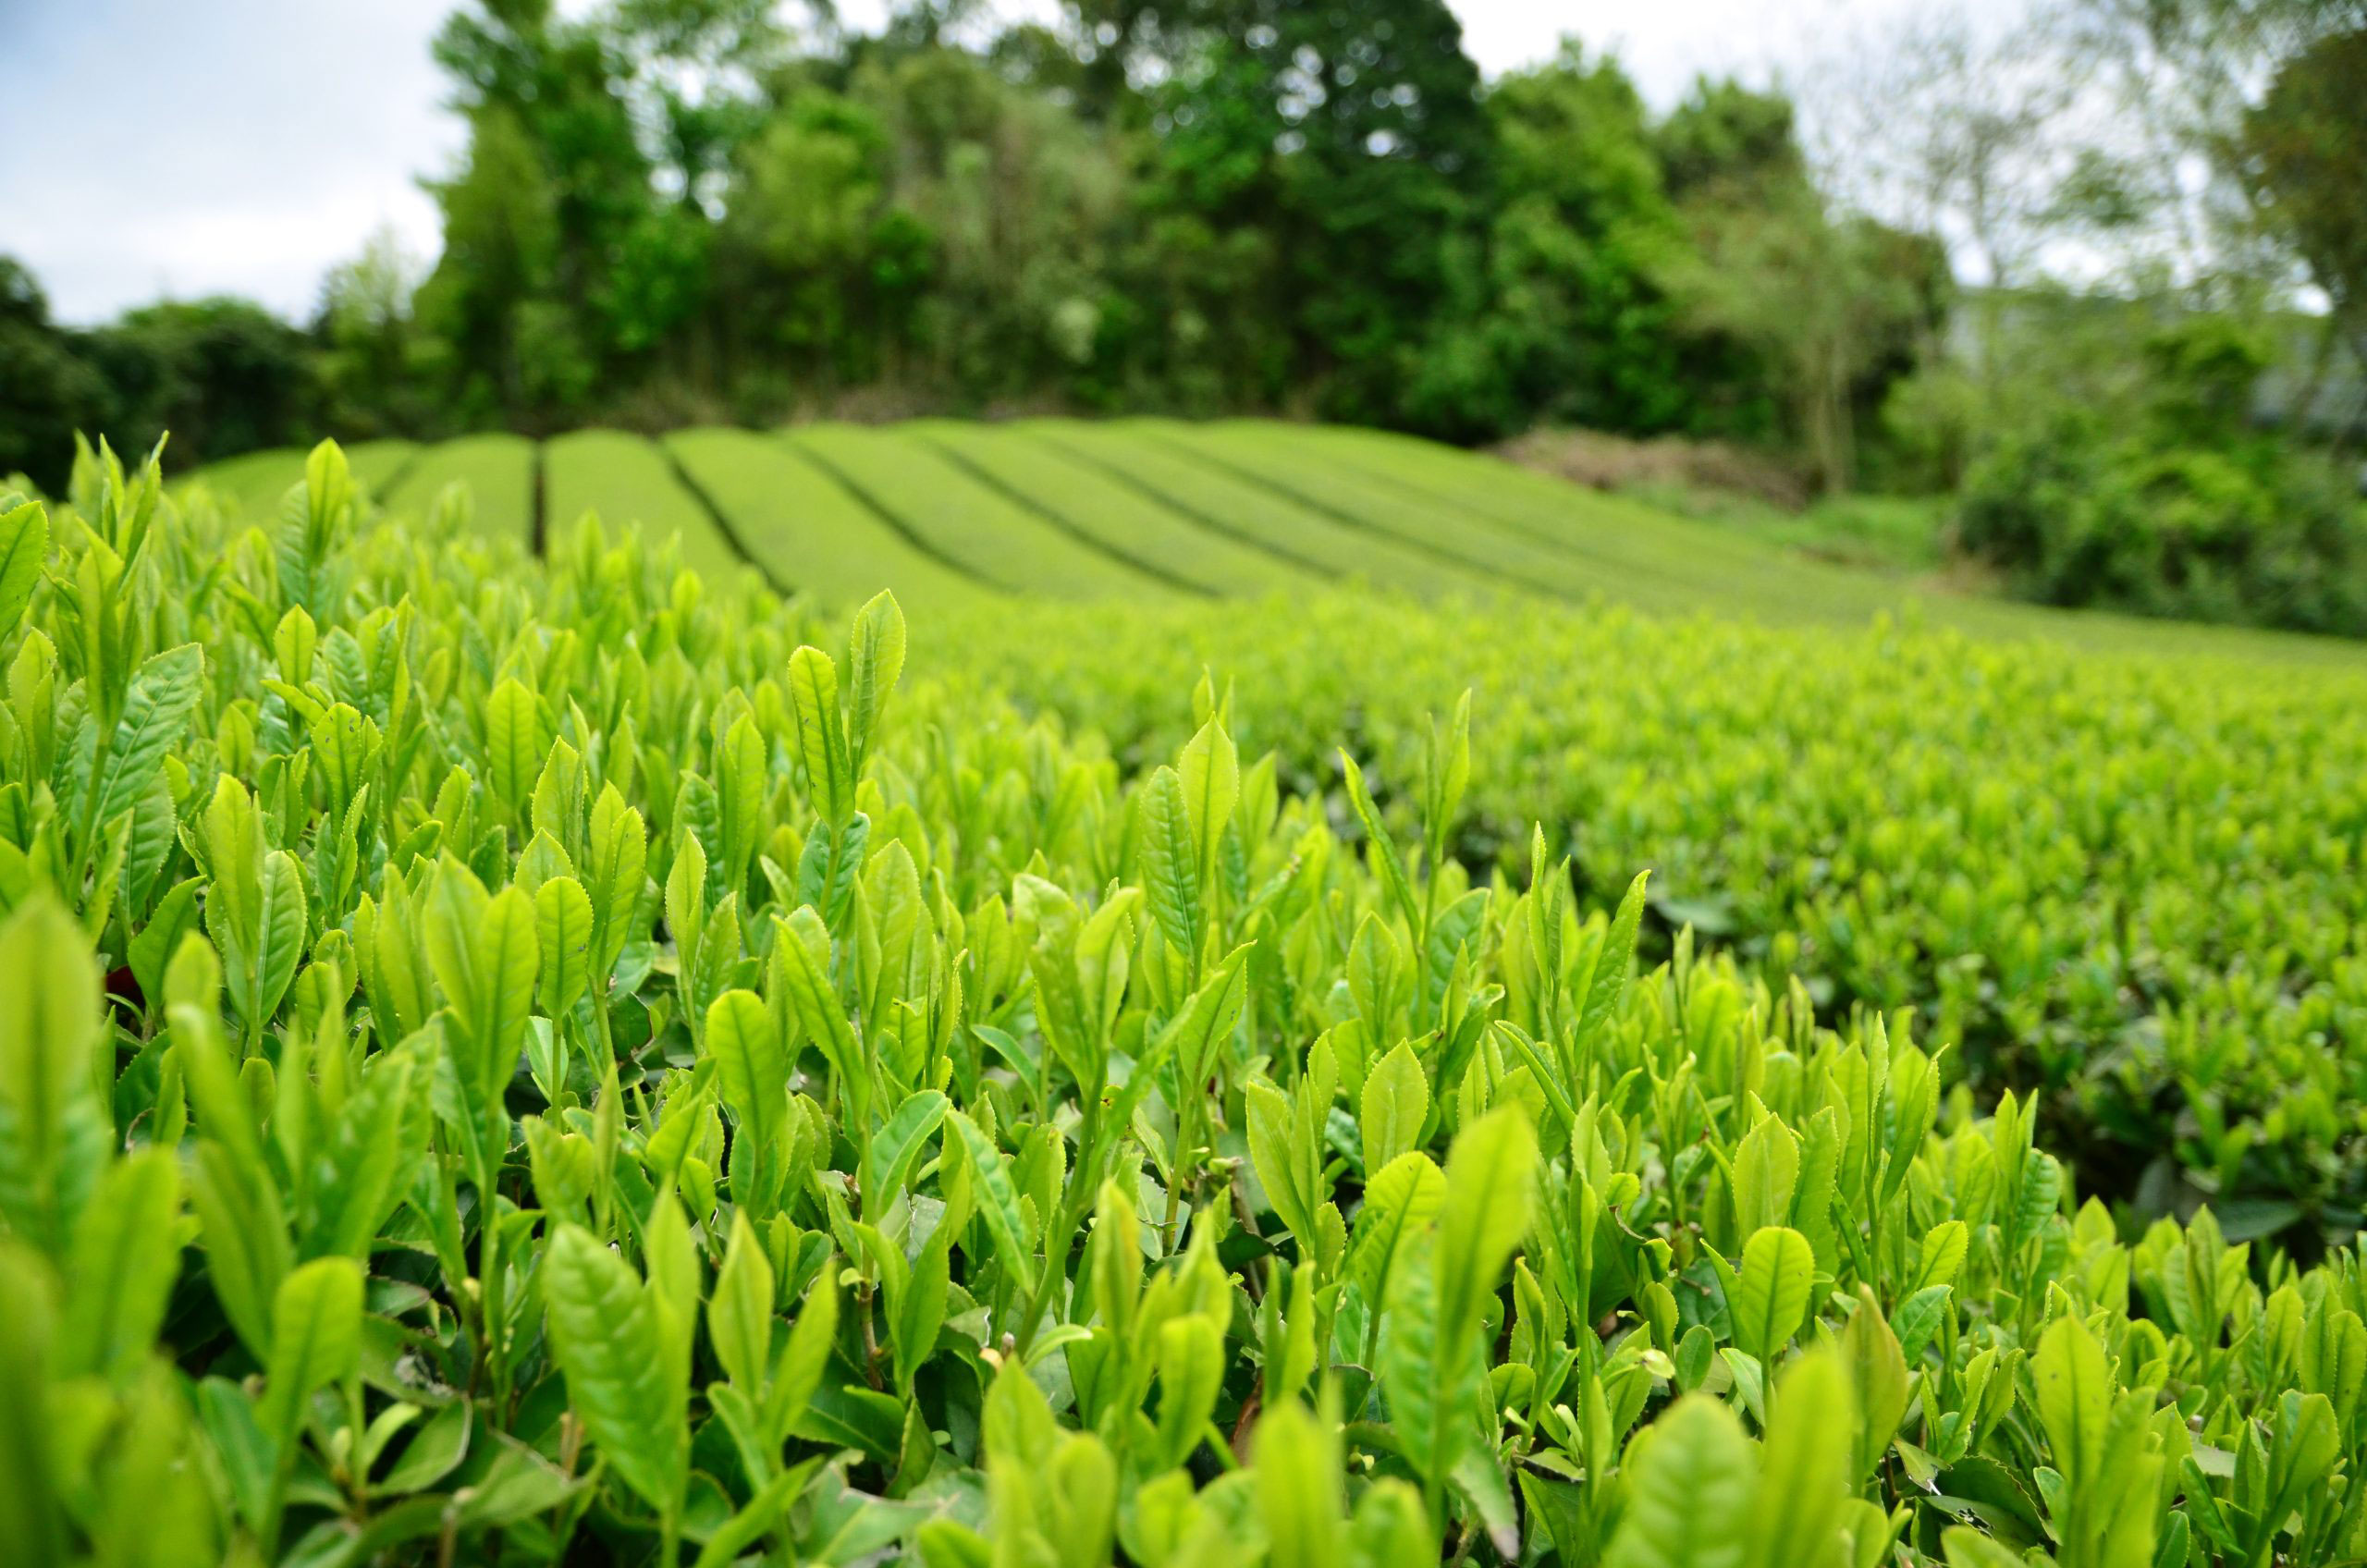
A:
<box><xmin>1956</xmin><ymin>416</ymin><xmax>2367</xmax><ymax>633</ymax></box>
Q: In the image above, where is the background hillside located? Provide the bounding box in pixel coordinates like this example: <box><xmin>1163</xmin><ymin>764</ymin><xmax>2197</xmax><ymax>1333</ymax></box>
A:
<box><xmin>7</xmin><ymin>0</ymin><xmax>2364</xmax><ymax>636</ymax></box>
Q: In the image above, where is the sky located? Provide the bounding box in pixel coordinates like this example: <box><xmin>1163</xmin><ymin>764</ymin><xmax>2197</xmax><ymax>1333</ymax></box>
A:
<box><xmin>0</xmin><ymin>0</ymin><xmax>1932</xmax><ymax>325</ymax></box>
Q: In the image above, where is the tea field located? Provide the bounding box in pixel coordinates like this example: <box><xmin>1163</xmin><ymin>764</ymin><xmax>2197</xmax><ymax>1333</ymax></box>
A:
<box><xmin>4</xmin><ymin>433</ymin><xmax>2365</xmax><ymax>1567</ymax></box>
<box><xmin>180</xmin><ymin>418</ymin><xmax>2367</xmax><ymax>665</ymax></box>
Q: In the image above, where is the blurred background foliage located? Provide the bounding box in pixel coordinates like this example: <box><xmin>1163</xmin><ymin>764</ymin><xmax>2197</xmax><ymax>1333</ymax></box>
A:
<box><xmin>4</xmin><ymin>0</ymin><xmax>2364</xmax><ymax>631</ymax></box>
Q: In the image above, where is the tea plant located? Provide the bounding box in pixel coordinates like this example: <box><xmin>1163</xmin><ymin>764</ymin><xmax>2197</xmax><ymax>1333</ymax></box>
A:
<box><xmin>3</xmin><ymin>440</ymin><xmax>2363</xmax><ymax>1567</ymax></box>
<box><xmin>942</xmin><ymin>588</ymin><xmax>2367</xmax><ymax>1250</ymax></box>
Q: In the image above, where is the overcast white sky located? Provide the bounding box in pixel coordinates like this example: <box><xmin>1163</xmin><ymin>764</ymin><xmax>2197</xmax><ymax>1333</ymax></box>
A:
<box><xmin>0</xmin><ymin>0</ymin><xmax>1934</xmax><ymax>325</ymax></box>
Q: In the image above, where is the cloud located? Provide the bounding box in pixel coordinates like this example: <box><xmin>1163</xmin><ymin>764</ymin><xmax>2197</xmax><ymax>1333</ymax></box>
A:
<box><xmin>1</xmin><ymin>0</ymin><xmax>459</xmax><ymax>323</ymax></box>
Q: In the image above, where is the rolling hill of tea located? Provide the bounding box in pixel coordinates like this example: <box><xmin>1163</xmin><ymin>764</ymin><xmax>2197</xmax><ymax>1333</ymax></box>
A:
<box><xmin>184</xmin><ymin>419</ymin><xmax>2367</xmax><ymax>668</ymax></box>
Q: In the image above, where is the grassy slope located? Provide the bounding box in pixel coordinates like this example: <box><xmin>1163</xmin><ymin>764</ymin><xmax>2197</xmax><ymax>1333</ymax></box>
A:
<box><xmin>1155</xmin><ymin>419</ymin><xmax>1654</xmax><ymax>606</ymax></box>
<box><xmin>1033</xmin><ymin>420</ymin><xmax>1507</xmax><ymax>600</ymax></box>
<box><xmin>186</xmin><ymin>439</ymin><xmax>420</xmax><ymax>521</ymax></box>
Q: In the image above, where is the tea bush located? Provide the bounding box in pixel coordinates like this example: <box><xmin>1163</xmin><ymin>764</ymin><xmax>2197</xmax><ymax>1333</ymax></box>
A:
<box><xmin>1956</xmin><ymin>420</ymin><xmax>2367</xmax><ymax>635</ymax></box>
<box><xmin>3</xmin><ymin>441</ymin><xmax>2364</xmax><ymax>1567</ymax></box>
<box><xmin>941</xmin><ymin>591</ymin><xmax>2367</xmax><ymax>1251</ymax></box>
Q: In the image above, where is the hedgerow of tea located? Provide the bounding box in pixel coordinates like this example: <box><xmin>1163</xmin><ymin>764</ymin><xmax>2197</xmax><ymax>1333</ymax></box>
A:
<box><xmin>2</xmin><ymin>441</ymin><xmax>2362</xmax><ymax>1568</ymax></box>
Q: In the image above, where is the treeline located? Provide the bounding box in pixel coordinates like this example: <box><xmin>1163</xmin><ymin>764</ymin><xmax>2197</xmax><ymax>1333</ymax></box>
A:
<box><xmin>1</xmin><ymin>0</ymin><xmax>1944</xmax><ymax>496</ymax></box>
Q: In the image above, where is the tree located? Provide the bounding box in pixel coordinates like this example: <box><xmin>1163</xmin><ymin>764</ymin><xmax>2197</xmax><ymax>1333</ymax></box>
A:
<box><xmin>854</xmin><ymin>45</ymin><xmax>1126</xmax><ymax>398</ymax></box>
<box><xmin>717</xmin><ymin>91</ymin><xmax>922</xmax><ymax>389</ymax></box>
<box><xmin>1394</xmin><ymin>45</ymin><xmax>1690</xmax><ymax>440</ymax></box>
<box><xmin>80</xmin><ymin>298</ymin><xmax>317</xmax><ymax>468</ymax></box>
<box><xmin>2242</xmin><ymin>29</ymin><xmax>2367</xmax><ymax>384</ymax></box>
<box><xmin>1654</xmin><ymin>77</ymin><xmax>1805</xmax><ymax>204</ymax></box>
<box><xmin>317</xmin><ymin>227</ymin><xmax>430</xmax><ymax>439</ymax></box>
<box><xmin>421</xmin><ymin>0</ymin><xmax>662</xmax><ymax>419</ymax></box>
<box><xmin>0</xmin><ymin>260</ymin><xmax>105</xmax><ymax>494</ymax></box>
<box><xmin>415</xmin><ymin>105</ymin><xmax>569</xmax><ymax>419</ymax></box>
<box><xmin>604</xmin><ymin>0</ymin><xmax>788</xmax><ymax>214</ymax></box>
<box><xmin>2052</xmin><ymin>0</ymin><xmax>2366</xmax><ymax>289</ymax></box>
<box><xmin>1809</xmin><ymin>4</ymin><xmax>2077</xmax><ymax>293</ymax></box>
<box><xmin>1115</xmin><ymin>0</ymin><xmax>1496</xmax><ymax>426</ymax></box>
<box><xmin>1660</xmin><ymin>188</ymin><xmax>1932</xmax><ymax>494</ymax></box>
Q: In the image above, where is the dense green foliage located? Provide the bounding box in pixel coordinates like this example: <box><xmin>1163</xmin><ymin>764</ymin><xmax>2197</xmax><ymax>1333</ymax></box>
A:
<box><xmin>0</xmin><ymin>264</ymin><xmax>320</xmax><ymax>495</ymax></box>
<box><xmin>0</xmin><ymin>1</ymin><xmax>1941</xmax><ymax>496</ymax></box>
<box><xmin>1944</xmin><ymin>312</ymin><xmax>2367</xmax><ymax>635</ymax></box>
<box><xmin>6</xmin><ymin>439</ymin><xmax>2367</xmax><ymax>1568</ymax></box>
